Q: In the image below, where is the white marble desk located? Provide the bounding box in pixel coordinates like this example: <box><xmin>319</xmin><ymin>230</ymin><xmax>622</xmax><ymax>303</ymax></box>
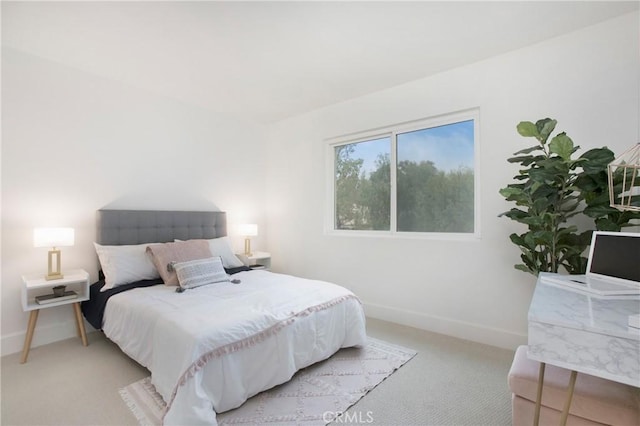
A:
<box><xmin>527</xmin><ymin>272</ymin><xmax>640</xmax><ymax>425</ymax></box>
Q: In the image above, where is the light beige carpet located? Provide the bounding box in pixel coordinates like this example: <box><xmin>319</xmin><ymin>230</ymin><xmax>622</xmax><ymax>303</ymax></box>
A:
<box><xmin>120</xmin><ymin>338</ymin><xmax>416</xmax><ymax>425</ymax></box>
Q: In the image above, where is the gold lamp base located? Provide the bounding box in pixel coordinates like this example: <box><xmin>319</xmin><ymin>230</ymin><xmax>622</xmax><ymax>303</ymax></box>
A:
<box><xmin>45</xmin><ymin>248</ymin><xmax>64</xmax><ymax>281</ymax></box>
<box><xmin>45</xmin><ymin>273</ymin><xmax>64</xmax><ymax>281</ymax></box>
<box><xmin>244</xmin><ymin>238</ymin><xmax>252</xmax><ymax>257</ymax></box>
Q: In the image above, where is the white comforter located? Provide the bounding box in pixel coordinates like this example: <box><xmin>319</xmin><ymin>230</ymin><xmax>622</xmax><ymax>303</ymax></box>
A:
<box><xmin>103</xmin><ymin>270</ymin><xmax>367</xmax><ymax>425</ymax></box>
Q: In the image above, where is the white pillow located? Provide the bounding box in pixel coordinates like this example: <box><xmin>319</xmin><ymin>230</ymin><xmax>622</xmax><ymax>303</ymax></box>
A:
<box><xmin>173</xmin><ymin>256</ymin><xmax>229</xmax><ymax>290</ymax></box>
<box><xmin>94</xmin><ymin>242</ymin><xmax>160</xmax><ymax>292</ymax></box>
<box><xmin>174</xmin><ymin>237</ymin><xmax>245</xmax><ymax>268</ymax></box>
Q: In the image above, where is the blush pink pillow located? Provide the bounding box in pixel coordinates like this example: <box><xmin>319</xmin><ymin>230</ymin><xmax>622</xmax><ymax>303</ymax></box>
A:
<box><xmin>146</xmin><ymin>240</ymin><xmax>212</xmax><ymax>286</ymax></box>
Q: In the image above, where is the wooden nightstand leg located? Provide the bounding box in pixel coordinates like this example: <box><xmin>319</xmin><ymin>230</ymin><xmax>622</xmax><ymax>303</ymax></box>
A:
<box><xmin>21</xmin><ymin>310</ymin><xmax>40</xmax><ymax>364</ymax></box>
<box><xmin>74</xmin><ymin>311</ymin><xmax>81</xmax><ymax>337</ymax></box>
<box><xmin>72</xmin><ymin>303</ymin><xmax>88</xmax><ymax>346</ymax></box>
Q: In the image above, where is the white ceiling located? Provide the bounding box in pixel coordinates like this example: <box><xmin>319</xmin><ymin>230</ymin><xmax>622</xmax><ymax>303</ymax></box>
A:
<box><xmin>3</xmin><ymin>1</ymin><xmax>639</xmax><ymax>124</ymax></box>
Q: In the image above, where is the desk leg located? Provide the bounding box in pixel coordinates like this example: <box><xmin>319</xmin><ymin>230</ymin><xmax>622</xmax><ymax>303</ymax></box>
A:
<box><xmin>533</xmin><ymin>362</ymin><xmax>545</xmax><ymax>426</ymax></box>
<box><xmin>72</xmin><ymin>303</ymin><xmax>88</xmax><ymax>347</ymax></box>
<box><xmin>20</xmin><ymin>310</ymin><xmax>40</xmax><ymax>364</ymax></box>
<box><xmin>559</xmin><ymin>370</ymin><xmax>578</xmax><ymax>426</ymax></box>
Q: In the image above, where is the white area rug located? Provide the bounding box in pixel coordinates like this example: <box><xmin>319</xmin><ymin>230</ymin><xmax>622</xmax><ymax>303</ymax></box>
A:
<box><xmin>120</xmin><ymin>337</ymin><xmax>416</xmax><ymax>425</ymax></box>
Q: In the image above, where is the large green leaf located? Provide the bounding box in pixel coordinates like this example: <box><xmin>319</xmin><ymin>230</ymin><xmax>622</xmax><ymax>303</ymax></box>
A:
<box><xmin>531</xmin><ymin>184</ymin><xmax>562</xmax><ymax>199</ymax></box>
<box><xmin>583</xmin><ymin>205</ymin><xmax>617</xmax><ymax>218</ymax></box>
<box><xmin>531</xmin><ymin>230</ymin><xmax>553</xmax><ymax>245</ymax></box>
<box><xmin>505</xmin><ymin>183</ymin><xmax>526</xmax><ymax>190</ymax></box>
<box><xmin>498</xmin><ymin>208</ymin><xmax>529</xmax><ymax>221</ymax></box>
<box><xmin>509</xmin><ymin>233</ymin><xmax>525</xmax><ymax>246</ymax></box>
<box><xmin>529</xmin><ymin>167</ymin><xmax>564</xmax><ymax>183</ymax></box>
<box><xmin>513</xmin><ymin>146</ymin><xmax>544</xmax><ymax>155</ymax></box>
<box><xmin>499</xmin><ymin>187</ymin><xmax>524</xmax><ymax>198</ymax></box>
<box><xmin>528</xmin><ymin>181</ymin><xmax>544</xmax><ymax>196</ymax></box>
<box><xmin>563</xmin><ymin>255</ymin><xmax>588</xmax><ymax>275</ymax></box>
<box><xmin>520</xmin><ymin>216</ymin><xmax>546</xmax><ymax>226</ymax></box>
<box><xmin>517</xmin><ymin>121</ymin><xmax>539</xmax><ymax>138</ymax></box>
<box><xmin>548</xmin><ymin>133</ymin><xmax>574</xmax><ymax>161</ymax></box>
<box><xmin>507</xmin><ymin>155</ymin><xmax>535</xmax><ymax>164</ymax></box>
<box><xmin>595</xmin><ymin>217</ymin><xmax>621</xmax><ymax>231</ymax></box>
<box><xmin>620</xmin><ymin>210</ymin><xmax>640</xmax><ymax>224</ymax></box>
<box><xmin>537</xmin><ymin>157</ymin><xmax>571</xmax><ymax>174</ymax></box>
<box><xmin>584</xmin><ymin>191</ymin><xmax>610</xmax><ymax>206</ymax></box>
<box><xmin>499</xmin><ymin>191</ymin><xmax>530</xmax><ymax>206</ymax></box>
<box><xmin>523</xmin><ymin>232</ymin><xmax>538</xmax><ymax>249</ymax></box>
<box><xmin>532</xmin><ymin>197</ymin><xmax>553</xmax><ymax>212</ymax></box>
<box><xmin>536</xmin><ymin>118</ymin><xmax>557</xmax><ymax>144</ymax></box>
<box><xmin>579</xmin><ymin>147</ymin><xmax>614</xmax><ymax>174</ymax></box>
<box><xmin>575</xmin><ymin>173</ymin><xmax>604</xmax><ymax>192</ymax></box>
<box><xmin>578</xmin><ymin>230</ymin><xmax>594</xmax><ymax>246</ymax></box>
<box><xmin>558</xmin><ymin>231</ymin><xmax>584</xmax><ymax>245</ymax></box>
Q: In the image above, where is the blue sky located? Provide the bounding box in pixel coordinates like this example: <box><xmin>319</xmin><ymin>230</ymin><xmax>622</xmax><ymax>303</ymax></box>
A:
<box><xmin>397</xmin><ymin>120</ymin><xmax>474</xmax><ymax>172</ymax></box>
<box><xmin>349</xmin><ymin>137</ymin><xmax>390</xmax><ymax>175</ymax></box>
<box><xmin>347</xmin><ymin>120</ymin><xmax>474</xmax><ymax>175</ymax></box>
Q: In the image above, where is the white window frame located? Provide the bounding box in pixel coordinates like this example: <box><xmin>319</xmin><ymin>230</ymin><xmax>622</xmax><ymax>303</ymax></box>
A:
<box><xmin>325</xmin><ymin>108</ymin><xmax>481</xmax><ymax>240</ymax></box>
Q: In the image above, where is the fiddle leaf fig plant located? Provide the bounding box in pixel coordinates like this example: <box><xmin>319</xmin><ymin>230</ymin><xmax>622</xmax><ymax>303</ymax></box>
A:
<box><xmin>500</xmin><ymin>118</ymin><xmax>640</xmax><ymax>277</ymax></box>
<box><xmin>499</xmin><ymin>118</ymin><xmax>590</xmax><ymax>275</ymax></box>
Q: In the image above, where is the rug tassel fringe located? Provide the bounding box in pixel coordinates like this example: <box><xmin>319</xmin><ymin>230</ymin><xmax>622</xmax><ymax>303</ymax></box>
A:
<box><xmin>119</xmin><ymin>388</ymin><xmax>158</xmax><ymax>426</ymax></box>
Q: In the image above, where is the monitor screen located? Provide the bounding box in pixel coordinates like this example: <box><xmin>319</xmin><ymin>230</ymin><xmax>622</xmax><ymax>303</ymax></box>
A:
<box><xmin>588</xmin><ymin>232</ymin><xmax>640</xmax><ymax>283</ymax></box>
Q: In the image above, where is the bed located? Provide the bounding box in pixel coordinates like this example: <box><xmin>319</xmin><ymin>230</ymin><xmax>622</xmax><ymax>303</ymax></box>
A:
<box><xmin>81</xmin><ymin>209</ymin><xmax>367</xmax><ymax>425</ymax></box>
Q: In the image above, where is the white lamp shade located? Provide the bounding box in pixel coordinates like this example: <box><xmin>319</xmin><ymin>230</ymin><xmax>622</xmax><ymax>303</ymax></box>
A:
<box><xmin>237</xmin><ymin>224</ymin><xmax>258</xmax><ymax>237</ymax></box>
<box><xmin>34</xmin><ymin>228</ymin><xmax>75</xmax><ymax>248</ymax></box>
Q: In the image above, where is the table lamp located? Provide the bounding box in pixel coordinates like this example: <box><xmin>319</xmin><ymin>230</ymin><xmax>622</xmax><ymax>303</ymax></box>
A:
<box><xmin>33</xmin><ymin>227</ymin><xmax>75</xmax><ymax>280</ymax></box>
<box><xmin>238</xmin><ymin>224</ymin><xmax>258</xmax><ymax>256</ymax></box>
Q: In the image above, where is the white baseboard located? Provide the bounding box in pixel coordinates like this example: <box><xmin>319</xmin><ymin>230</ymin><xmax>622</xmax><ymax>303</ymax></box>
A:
<box><xmin>1</xmin><ymin>320</ymin><xmax>97</xmax><ymax>357</ymax></box>
<box><xmin>363</xmin><ymin>301</ymin><xmax>526</xmax><ymax>350</ymax></box>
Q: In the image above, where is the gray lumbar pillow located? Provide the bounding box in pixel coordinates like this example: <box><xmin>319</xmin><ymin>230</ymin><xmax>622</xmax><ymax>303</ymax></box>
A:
<box><xmin>171</xmin><ymin>256</ymin><xmax>229</xmax><ymax>290</ymax></box>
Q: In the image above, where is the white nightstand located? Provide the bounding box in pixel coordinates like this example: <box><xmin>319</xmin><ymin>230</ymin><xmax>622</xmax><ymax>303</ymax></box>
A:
<box><xmin>21</xmin><ymin>269</ymin><xmax>90</xmax><ymax>363</ymax></box>
<box><xmin>237</xmin><ymin>251</ymin><xmax>271</xmax><ymax>270</ymax></box>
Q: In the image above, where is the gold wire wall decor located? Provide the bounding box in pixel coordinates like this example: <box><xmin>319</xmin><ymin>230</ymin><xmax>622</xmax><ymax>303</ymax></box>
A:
<box><xmin>608</xmin><ymin>143</ymin><xmax>640</xmax><ymax>212</ymax></box>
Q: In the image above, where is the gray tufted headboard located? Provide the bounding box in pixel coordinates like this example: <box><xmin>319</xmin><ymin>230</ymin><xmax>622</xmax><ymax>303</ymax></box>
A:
<box><xmin>96</xmin><ymin>209</ymin><xmax>227</xmax><ymax>245</ymax></box>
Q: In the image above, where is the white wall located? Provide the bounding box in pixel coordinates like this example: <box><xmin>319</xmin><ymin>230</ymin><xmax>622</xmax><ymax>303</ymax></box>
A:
<box><xmin>3</xmin><ymin>11</ymin><xmax>638</xmax><ymax>356</ymax></box>
<box><xmin>1</xmin><ymin>48</ymin><xmax>268</xmax><ymax>355</ymax></box>
<box><xmin>265</xmin><ymin>12</ymin><xmax>640</xmax><ymax>349</ymax></box>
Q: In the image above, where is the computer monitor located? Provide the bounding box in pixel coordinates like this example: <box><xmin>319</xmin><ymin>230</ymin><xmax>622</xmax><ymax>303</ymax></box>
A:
<box><xmin>587</xmin><ymin>231</ymin><xmax>640</xmax><ymax>285</ymax></box>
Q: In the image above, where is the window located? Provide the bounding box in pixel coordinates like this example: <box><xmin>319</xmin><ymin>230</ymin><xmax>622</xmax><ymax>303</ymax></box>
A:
<box><xmin>327</xmin><ymin>109</ymin><xmax>479</xmax><ymax>238</ymax></box>
<box><xmin>334</xmin><ymin>137</ymin><xmax>391</xmax><ymax>231</ymax></box>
